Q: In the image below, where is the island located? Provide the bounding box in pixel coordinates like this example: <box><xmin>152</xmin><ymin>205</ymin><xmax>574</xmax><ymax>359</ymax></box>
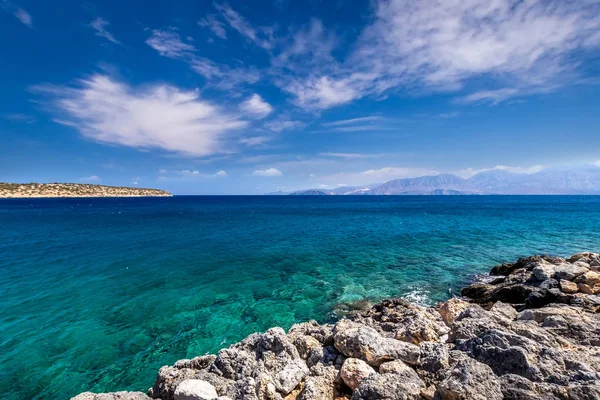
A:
<box><xmin>0</xmin><ymin>183</ymin><xmax>172</xmax><ymax>198</ymax></box>
<box><xmin>72</xmin><ymin>252</ymin><xmax>600</xmax><ymax>400</ymax></box>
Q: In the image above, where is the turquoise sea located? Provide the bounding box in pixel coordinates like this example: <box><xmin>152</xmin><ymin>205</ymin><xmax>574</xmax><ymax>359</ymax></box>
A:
<box><xmin>1</xmin><ymin>195</ymin><xmax>600</xmax><ymax>399</ymax></box>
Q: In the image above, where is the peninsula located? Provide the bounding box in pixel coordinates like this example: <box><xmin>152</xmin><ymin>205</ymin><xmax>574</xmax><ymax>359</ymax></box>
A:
<box><xmin>73</xmin><ymin>252</ymin><xmax>600</xmax><ymax>400</ymax></box>
<box><xmin>0</xmin><ymin>183</ymin><xmax>172</xmax><ymax>198</ymax></box>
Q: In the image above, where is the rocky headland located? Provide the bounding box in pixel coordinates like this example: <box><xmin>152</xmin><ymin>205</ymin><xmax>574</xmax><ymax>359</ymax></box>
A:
<box><xmin>0</xmin><ymin>183</ymin><xmax>172</xmax><ymax>198</ymax></box>
<box><xmin>73</xmin><ymin>252</ymin><xmax>600</xmax><ymax>400</ymax></box>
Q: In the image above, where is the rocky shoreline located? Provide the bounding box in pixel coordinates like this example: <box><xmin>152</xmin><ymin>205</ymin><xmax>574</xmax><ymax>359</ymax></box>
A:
<box><xmin>73</xmin><ymin>252</ymin><xmax>600</xmax><ymax>400</ymax></box>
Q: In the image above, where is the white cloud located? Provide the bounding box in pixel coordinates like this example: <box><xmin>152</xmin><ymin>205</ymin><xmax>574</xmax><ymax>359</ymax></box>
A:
<box><xmin>199</xmin><ymin>15</ymin><xmax>227</xmax><ymax>39</ymax></box>
<box><xmin>146</xmin><ymin>29</ymin><xmax>195</xmax><ymax>58</ymax></box>
<box><xmin>240</xmin><ymin>94</ymin><xmax>273</xmax><ymax>119</ymax></box>
<box><xmin>264</xmin><ymin>119</ymin><xmax>303</xmax><ymax>132</ymax></box>
<box><xmin>323</xmin><ymin>116</ymin><xmax>382</xmax><ymax>127</ymax></box>
<box><xmin>239</xmin><ymin>136</ymin><xmax>271</xmax><ymax>146</ymax></box>
<box><xmin>172</xmin><ymin>169</ymin><xmax>229</xmax><ymax>178</ymax></box>
<box><xmin>252</xmin><ymin>168</ymin><xmax>283</xmax><ymax>177</ymax></box>
<box><xmin>1</xmin><ymin>1</ymin><xmax>32</xmax><ymax>27</ymax></box>
<box><xmin>34</xmin><ymin>74</ymin><xmax>247</xmax><ymax>157</ymax></box>
<box><xmin>80</xmin><ymin>175</ymin><xmax>101</xmax><ymax>183</ymax></box>
<box><xmin>331</xmin><ymin>125</ymin><xmax>383</xmax><ymax>133</ymax></box>
<box><xmin>90</xmin><ymin>17</ymin><xmax>120</xmax><ymax>44</ymax></box>
<box><xmin>281</xmin><ymin>0</ymin><xmax>600</xmax><ymax>109</ymax></box>
<box><xmin>214</xmin><ymin>3</ymin><xmax>275</xmax><ymax>49</ymax></box>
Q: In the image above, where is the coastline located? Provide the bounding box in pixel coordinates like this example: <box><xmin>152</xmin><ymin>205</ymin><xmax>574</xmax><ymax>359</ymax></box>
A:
<box><xmin>73</xmin><ymin>252</ymin><xmax>600</xmax><ymax>400</ymax></box>
<box><xmin>0</xmin><ymin>183</ymin><xmax>172</xmax><ymax>198</ymax></box>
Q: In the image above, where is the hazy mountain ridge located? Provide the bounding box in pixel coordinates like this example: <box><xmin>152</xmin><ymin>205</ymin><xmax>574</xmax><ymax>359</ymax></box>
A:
<box><xmin>283</xmin><ymin>164</ymin><xmax>600</xmax><ymax>195</ymax></box>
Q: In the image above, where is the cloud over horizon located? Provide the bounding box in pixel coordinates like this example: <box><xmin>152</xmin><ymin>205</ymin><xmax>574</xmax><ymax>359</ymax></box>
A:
<box><xmin>34</xmin><ymin>74</ymin><xmax>248</xmax><ymax>157</ymax></box>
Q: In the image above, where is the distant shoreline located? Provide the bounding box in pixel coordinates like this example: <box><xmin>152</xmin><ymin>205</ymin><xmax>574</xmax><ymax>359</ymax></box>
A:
<box><xmin>0</xmin><ymin>182</ymin><xmax>172</xmax><ymax>198</ymax></box>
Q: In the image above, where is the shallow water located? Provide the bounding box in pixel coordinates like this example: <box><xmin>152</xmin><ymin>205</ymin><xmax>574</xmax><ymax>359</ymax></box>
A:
<box><xmin>1</xmin><ymin>195</ymin><xmax>599</xmax><ymax>399</ymax></box>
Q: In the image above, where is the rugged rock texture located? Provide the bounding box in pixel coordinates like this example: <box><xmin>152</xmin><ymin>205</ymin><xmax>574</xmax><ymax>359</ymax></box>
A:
<box><xmin>72</xmin><ymin>252</ymin><xmax>600</xmax><ymax>400</ymax></box>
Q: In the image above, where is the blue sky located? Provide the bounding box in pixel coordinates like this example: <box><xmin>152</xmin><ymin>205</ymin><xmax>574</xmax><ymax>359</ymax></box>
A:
<box><xmin>1</xmin><ymin>0</ymin><xmax>600</xmax><ymax>194</ymax></box>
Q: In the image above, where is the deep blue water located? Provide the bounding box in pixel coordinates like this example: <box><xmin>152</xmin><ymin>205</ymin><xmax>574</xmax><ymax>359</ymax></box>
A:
<box><xmin>1</xmin><ymin>195</ymin><xmax>600</xmax><ymax>399</ymax></box>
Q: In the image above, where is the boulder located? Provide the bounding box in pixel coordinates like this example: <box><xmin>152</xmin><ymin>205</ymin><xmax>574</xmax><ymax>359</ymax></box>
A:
<box><xmin>559</xmin><ymin>280</ymin><xmax>579</xmax><ymax>294</ymax></box>
<box><xmin>439</xmin><ymin>298</ymin><xmax>470</xmax><ymax>326</ymax></box>
<box><xmin>333</xmin><ymin>320</ymin><xmax>420</xmax><ymax>366</ymax></box>
<box><xmin>351</xmin><ymin>371</ymin><xmax>424</xmax><ymax>400</ymax></box>
<box><xmin>340</xmin><ymin>358</ymin><xmax>376</xmax><ymax>390</ymax></box>
<box><xmin>574</xmin><ymin>271</ymin><xmax>600</xmax><ymax>286</ymax></box>
<box><xmin>273</xmin><ymin>358</ymin><xmax>309</xmax><ymax>395</ymax></box>
<box><xmin>554</xmin><ymin>263</ymin><xmax>588</xmax><ymax>281</ymax></box>
<box><xmin>533</xmin><ymin>263</ymin><xmax>556</xmax><ymax>281</ymax></box>
<box><xmin>174</xmin><ymin>380</ymin><xmax>218</xmax><ymax>400</ymax></box>
<box><xmin>436</xmin><ymin>358</ymin><xmax>503</xmax><ymax>400</ymax></box>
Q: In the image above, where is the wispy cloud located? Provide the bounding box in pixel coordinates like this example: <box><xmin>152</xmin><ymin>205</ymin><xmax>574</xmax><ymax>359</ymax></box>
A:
<box><xmin>214</xmin><ymin>3</ymin><xmax>275</xmax><ymax>49</ymax></box>
<box><xmin>146</xmin><ymin>29</ymin><xmax>260</xmax><ymax>89</ymax></box>
<box><xmin>1</xmin><ymin>0</ymin><xmax>32</xmax><ymax>27</ymax></box>
<box><xmin>264</xmin><ymin>119</ymin><xmax>303</xmax><ymax>132</ymax></box>
<box><xmin>323</xmin><ymin>116</ymin><xmax>382</xmax><ymax>127</ymax></box>
<box><xmin>3</xmin><ymin>113</ymin><xmax>36</xmax><ymax>123</ymax></box>
<box><xmin>318</xmin><ymin>152</ymin><xmax>382</xmax><ymax>159</ymax></box>
<box><xmin>240</xmin><ymin>94</ymin><xmax>273</xmax><ymax>119</ymax></box>
<box><xmin>34</xmin><ymin>74</ymin><xmax>247</xmax><ymax>157</ymax></box>
<box><xmin>198</xmin><ymin>14</ymin><xmax>227</xmax><ymax>39</ymax></box>
<box><xmin>90</xmin><ymin>17</ymin><xmax>120</xmax><ymax>44</ymax></box>
<box><xmin>252</xmin><ymin>167</ymin><xmax>283</xmax><ymax>177</ymax></box>
<box><xmin>281</xmin><ymin>0</ymin><xmax>600</xmax><ymax>109</ymax></box>
<box><xmin>239</xmin><ymin>136</ymin><xmax>272</xmax><ymax>146</ymax></box>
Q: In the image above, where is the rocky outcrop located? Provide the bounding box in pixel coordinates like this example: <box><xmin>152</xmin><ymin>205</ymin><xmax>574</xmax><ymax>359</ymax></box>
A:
<box><xmin>72</xmin><ymin>252</ymin><xmax>600</xmax><ymax>400</ymax></box>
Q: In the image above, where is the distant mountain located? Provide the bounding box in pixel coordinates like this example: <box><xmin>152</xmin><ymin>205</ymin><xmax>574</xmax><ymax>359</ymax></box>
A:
<box><xmin>289</xmin><ymin>190</ymin><xmax>329</xmax><ymax>195</ymax></box>
<box><xmin>282</xmin><ymin>164</ymin><xmax>600</xmax><ymax>195</ymax></box>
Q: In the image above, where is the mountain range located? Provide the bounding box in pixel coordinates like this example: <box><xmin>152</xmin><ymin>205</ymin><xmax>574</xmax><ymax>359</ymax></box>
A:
<box><xmin>280</xmin><ymin>164</ymin><xmax>600</xmax><ymax>195</ymax></box>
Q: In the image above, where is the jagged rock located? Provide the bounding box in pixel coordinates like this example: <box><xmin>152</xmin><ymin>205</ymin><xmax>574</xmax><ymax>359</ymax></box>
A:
<box><xmin>71</xmin><ymin>392</ymin><xmax>152</xmax><ymax>400</ymax></box>
<box><xmin>349</xmin><ymin>298</ymin><xmax>448</xmax><ymax>344</ymax></box>
<box><xmin>575</xmin><ymin>270</ymin><xmax>600</xmax><ymax>286</ymax></box>
<box><xmin>174</xmin><ymin>356</ymin><xmax>217</xmax><ymax>370</ymax></box>
<box><xmin>560</xmin><ymin>280</ymin><xmax>579</xmax><ymax>293</ymax></box>
<box><xmin>438</xmin><ymin>298</ymin><xmax>470</xmax><ymax>326</ymax></box>
<box><xmin>351</xmin><ymin>371</ymin><xmax>424</xmax><ymax>400</ymax></box>
<box><xmin>436</xmin><ymin>357</ymin><xmax>503</xmax><ymax>400</ymax></box>
<box><xmin>149</xmin><ymin>366</ymin><xmax>233</xmax><ymax>400</ymax></box>
<box><xmin>333</xmin><ymin>320</ymin><xmax>420</xmax><ymax>366</ymax></box>
<box><xmin>297</xmin><ymin>364</ymin><xmax>341</xmax><ymax>400</ymax></box>
<box><xmin>533</xmin><ymin>262</ymin><xmax>556</xmax><ymax>281</ymax></box>
<box><xmin>554</xmin><ymin>263</ymin><xmax>588</xmax><ymax>281</ymax></box>
<box><xmin>273</xmin><ymin>358</ymin><xmax>309</xmax><ymax>395</ymax></box>
<box><xmin>340</xmin><ymin>358</ymin><xmax>375</xmax><ymax>390</ymax></box>
<box><xmin>174</xmin><ymin>380</ymin><xmax>218</xmax><ymax>400</ymax></box>
<box><xmin>288</xmin><ymin>321</ymin><xmax>334</xmax><ymax>346</ymax></box>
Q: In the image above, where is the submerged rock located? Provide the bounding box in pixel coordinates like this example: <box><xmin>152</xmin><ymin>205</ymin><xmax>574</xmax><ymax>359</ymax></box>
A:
<box><xmin>72</xmin><ymin>252</ymin><xmax>600</xmax><ymax>400</ymax></box>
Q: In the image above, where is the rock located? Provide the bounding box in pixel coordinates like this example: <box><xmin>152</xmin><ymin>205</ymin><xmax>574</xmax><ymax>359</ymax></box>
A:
<box><xmin>273</xmin><ymin>358</ymin><xmax>309</xmax><ymax>395</ymax></box>
<box><xmin>578</xmin><ymin>283</ymin><xmax>598</xmax><ymax>295</ymax></box>
<box><xmin>333</xmin><ymin>320</ymin><xmax>420</xmax><ymax>366</ymax></box>
<box><xmin>533</xmin><ymin>263</ymin><xmax>556</xmax><ymax>281</ymax></box>
<box><xmin>525</xmin><ymin>289</ymin><xmax>557</xmax><ymax>308</ymax></box>
<box><xmin>575</xmin><ymin>271</ymin><xmax>600</xmax><ymax>286</ymax></box>
<box><xmin>554</xmin><ymin>263</ymin><xmax>588</xmax><ymax>281</ymax></box>
<box><xmin>538</xmin><ymin>278</ymin><xmax>559</xmax><ymax>290</ymax></box>
<box><xmin>174</xmin><ymin>356</ymin><xmax>217</xmax><ymax>370</ymax></box>
<box><xmin>436</xmin><ymin>358</ymin><xmax>503</xmax><ymax>400</ymax></box>
<box><xmin>439</xmin><ymin>298</ymin><xmax>470</xmax><ymax>326</ymax></box>
<box><xmin>351</xmin><ymin>371</ymin><xmax>424</xmax><ymax>400</ymax></box>
<box><xmin>71</xmin><ymin>393</ymin><xmax>152</xmax><ymax>400</ymax></box>
<box><xmin>174</xmin><ymin>380</ymin><xmax>218</xmax><ymax>400</ymax></box>
<box><xmin>149</xmin><ymin>366</ymin><xmax>233</xmax><ymax>400</ymax></box>
<box><xmin>297</xmin><ymin>364</ymin><xmax>341</xmax><ymax>400</ymax></box>
<box><xmin>560</xmin><ymin>280</ymin><xmax>579</xmax><ymax>293</ymax></box>
<box><xmin>340</xmin><ymin>358</ymin><xmax>376</xmax><ymax>390</ymax></box>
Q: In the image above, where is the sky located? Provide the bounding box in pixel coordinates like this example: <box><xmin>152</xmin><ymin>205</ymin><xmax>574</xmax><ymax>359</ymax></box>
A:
<box><xmin>1</xmin><ymin>0</ymin><xmax>600</xmax><ymax>194</ymax></box>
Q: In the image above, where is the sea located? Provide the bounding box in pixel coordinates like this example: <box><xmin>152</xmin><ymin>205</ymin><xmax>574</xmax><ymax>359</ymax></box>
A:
<box><xmin>1</xmin><ymin>195</ymin><xmax>600</xmax><ymax>399</ymax></box>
